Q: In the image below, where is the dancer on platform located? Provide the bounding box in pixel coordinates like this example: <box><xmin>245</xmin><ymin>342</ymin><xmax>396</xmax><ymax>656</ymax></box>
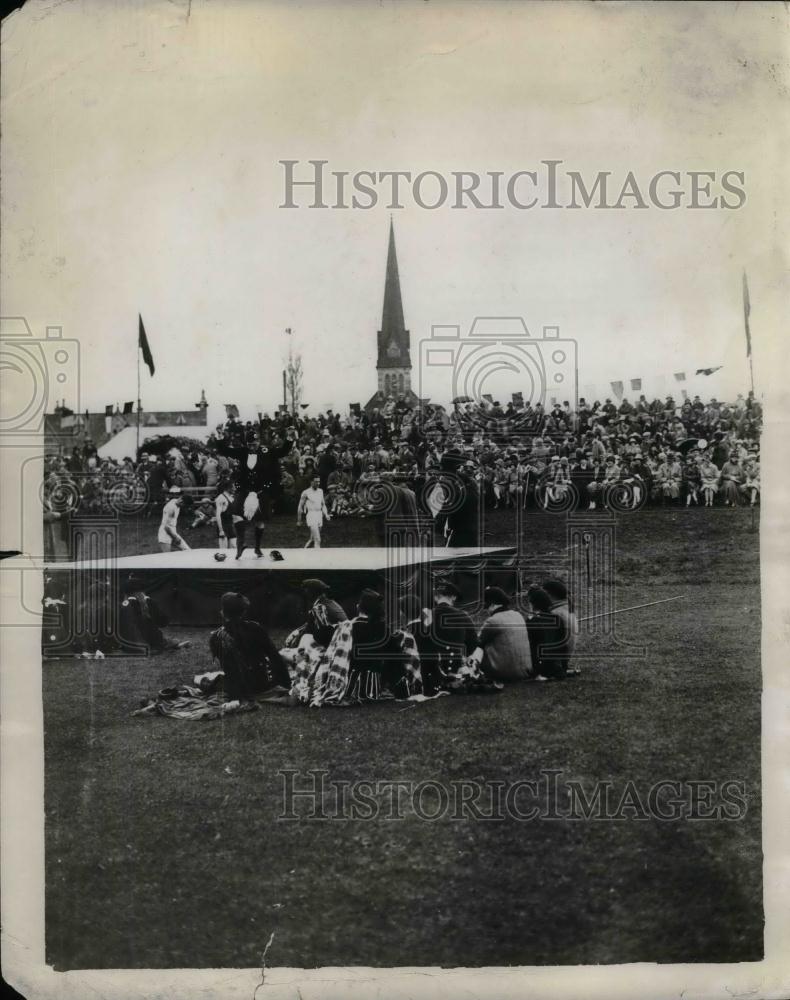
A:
<box><xmin>297</xmin><ymin>476</ymin><xmax>330</xmax><ymax>548</ymax></box>
<box><xmin>157</xmin><ymin>487</ymin><xmax>190</xmax><ymax>552</ymax></box>
<box><xmin>216</xmin><ymin>426</ymin><xmax>295</xmax><ymax>559</ymax></box>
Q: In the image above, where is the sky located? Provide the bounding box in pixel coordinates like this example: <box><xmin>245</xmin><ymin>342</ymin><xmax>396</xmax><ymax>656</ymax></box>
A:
<box><xmin>1</xmin><ymin>0</ymin><xmax>787</xmax><ymax>429</ymax></box>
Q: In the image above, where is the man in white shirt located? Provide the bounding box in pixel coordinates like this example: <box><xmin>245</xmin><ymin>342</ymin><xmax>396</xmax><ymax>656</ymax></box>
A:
<box><xmin>297</xmin><ymin>476</ymin><xmax>330</xmax><ymax>548</ymax></box>
<box><xmin>157</xmin><ymin>487</ymin><xmax>190</xmax><ymax>552</ymax></box>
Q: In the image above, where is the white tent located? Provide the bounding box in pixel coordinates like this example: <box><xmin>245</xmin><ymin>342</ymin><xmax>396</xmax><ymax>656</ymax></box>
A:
<box><xmin>97</xmin><ymin>425</ymin><xmax>210</xmax><ymax>461</ymax></box>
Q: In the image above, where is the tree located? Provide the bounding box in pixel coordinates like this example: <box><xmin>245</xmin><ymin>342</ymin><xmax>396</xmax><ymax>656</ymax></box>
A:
<box><xmin>285</xmin><ymin>348</ymin><xmax>303</xmax><ymax>414</ymax></box>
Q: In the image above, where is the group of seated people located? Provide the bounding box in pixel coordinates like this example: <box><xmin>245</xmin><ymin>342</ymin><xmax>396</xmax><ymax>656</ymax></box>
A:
<box><xmin>207</xmin><ymin>577</ymin><xmax>578</xmax><ymax>710</ymax></box>
<box><xmin>44</xmin><ymin>389</ymin><xmax>762</xmax><ymax>532</ymax></box>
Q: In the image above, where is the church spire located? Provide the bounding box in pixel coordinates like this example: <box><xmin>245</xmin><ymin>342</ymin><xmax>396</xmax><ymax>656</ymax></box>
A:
<box><xmin>367</xmin><ymin>220</ymin><xmax>414</xmax><ymax>409</ymax></box>
<box><xmin>381</xmin><ymin>218</ymin><xmax>406</xmax><ymax>344</ymax></box>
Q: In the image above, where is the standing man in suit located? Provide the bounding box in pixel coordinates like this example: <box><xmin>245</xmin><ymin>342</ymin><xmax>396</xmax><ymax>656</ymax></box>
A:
<box><xmin>443</xmin><ymin>460</ymin><xmax>481</xmax><ymax>548</ymax></box>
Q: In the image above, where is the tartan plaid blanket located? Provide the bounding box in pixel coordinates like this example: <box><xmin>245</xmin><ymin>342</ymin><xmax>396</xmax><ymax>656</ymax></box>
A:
<box><xmin>289</xmin><ymin>618</ymin><xmax>421</xmax><ymax>707</ymax></box>
<box><xmin>132</xmin><ymin>685</ymin><xmax>259</xmax><ymax>721</ymax></box>
<box><xmin>287</xmin><ymin>619</ymin><xmax>500</xmax><ymax>707</ymax></box>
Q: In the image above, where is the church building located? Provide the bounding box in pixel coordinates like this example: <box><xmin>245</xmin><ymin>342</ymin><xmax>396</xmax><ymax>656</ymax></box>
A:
<box><xmin>365</xmin><ymin>221</ymin><xmax>421</xmax><ymax>411</ymax></box>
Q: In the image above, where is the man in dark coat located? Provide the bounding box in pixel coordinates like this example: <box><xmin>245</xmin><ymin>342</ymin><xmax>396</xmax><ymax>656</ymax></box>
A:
<box><xmin>428</xmin><ymin>579</ymin><xmax>478</xmax><ymax>682</ymax></box>
<box><xmin>443</xmin><ymin>461</ymin><xmax>481</xmax><ymax>548</ymax></box>
<box><xmin>216</xmin><ymin>426</ymin><xmax>295</xmax><ymax>558</ymax></box>
<box><xmin>209</xmin><ymin>592</ymin><xmax>291</xmax><ymax>702</ymax></box>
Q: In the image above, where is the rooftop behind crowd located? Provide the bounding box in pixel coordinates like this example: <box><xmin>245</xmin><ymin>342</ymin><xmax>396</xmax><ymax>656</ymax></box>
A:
<box><xmin>44</xmin><ymin>391</ymin><xmax>762</xmax><ymax>522</ymax></box>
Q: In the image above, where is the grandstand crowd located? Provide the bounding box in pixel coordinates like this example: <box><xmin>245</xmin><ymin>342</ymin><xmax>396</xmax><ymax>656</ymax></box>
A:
<box><xmin>43</xmin><ymin>391</ymin><xmax>762</xmax><ymax>528</ymax></box>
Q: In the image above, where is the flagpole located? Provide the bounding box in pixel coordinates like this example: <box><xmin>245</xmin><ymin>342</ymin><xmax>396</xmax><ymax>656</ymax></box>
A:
<box><xmin>743</xmin><ymin>271</ymin><xmax>755</xmax><ymax>397</ymax></box>
<box><xmin>136</xmin><ymin>338</ymin><xmax>141</xmax><ymax>454</ymax></box>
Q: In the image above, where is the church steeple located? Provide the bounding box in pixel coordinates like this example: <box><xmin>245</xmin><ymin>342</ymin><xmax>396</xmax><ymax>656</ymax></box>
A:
<box><xmin>375</xmin><ymin>220</ymin><xmax>412</xmax><ymax>397</ymax></box>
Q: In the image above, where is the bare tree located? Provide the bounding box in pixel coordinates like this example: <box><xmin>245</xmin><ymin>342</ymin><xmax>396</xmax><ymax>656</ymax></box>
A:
<box><xmin>285</xmin><ymin>347</ymin><xmax>303</xmax><ymax>414</ymax></box>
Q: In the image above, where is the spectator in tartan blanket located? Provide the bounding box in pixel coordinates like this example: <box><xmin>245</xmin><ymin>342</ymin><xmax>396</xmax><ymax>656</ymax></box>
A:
<box><xmin>345</xmin><ymin>589</ymin><xmax>412</xmax><ymax>700</ymax></box>
<box><xmin>284</xmin><ymin>579</ymin><xmax>347</xmax><ymax>651</ymax></box>
<box><xmin>295</xmin><ymin>589</ymin><xmax>421</xmax><ymax>706</ymax></box>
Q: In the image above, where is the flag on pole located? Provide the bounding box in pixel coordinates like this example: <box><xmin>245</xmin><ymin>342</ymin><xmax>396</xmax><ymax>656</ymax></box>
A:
<box><xmin>674</xmin><ymin>372</ymin><xmax>686</xmax><ymax>382</ymax></box>
<box><xmin>123</xmin><ymin>401</ymin><xmax>134</xmax><ymax>415</ymax></box>
<box><xmin>138</xmin><ymin>315</ymin><xmax>155</xmax><ymax>376</ymax></box>
<box><xmin>743</xmin><ymin>271</ymin><xmax>752</xmax><ymax>357</ymax></box>
<box><xmin>695</xmin><ymin>366</ymin><xmax>723</xmax><ymax>376</ymax></box>
<box><xmin>512</xmin><ymin>391</ymin><xmax>524</xmax><ymax>406</ymax></box>
<box><xmin>610</xmin><ymin>380</ymin><xmax>624</xmax><ymax>399</ymax></box>
<box><xmin>224</xmin><ymin>404</ymin><xmax>239</xmax><ymax>419</ymax></box>
<box><xmin>630</xmin><ymin>379</ymin><xmax>641</xmax><ymax>391</ymax></box>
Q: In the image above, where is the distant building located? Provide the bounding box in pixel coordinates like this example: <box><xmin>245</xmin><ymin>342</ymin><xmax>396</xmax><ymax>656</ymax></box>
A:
<box><xmin>365</xmin><ymin>222</ymin><xmax>421</xmax><ymax>412</ymax></box>
<box><xmin>44</xmin><ymin>393</ymin><xmax>209</xmax><ymax>455</ymax></box>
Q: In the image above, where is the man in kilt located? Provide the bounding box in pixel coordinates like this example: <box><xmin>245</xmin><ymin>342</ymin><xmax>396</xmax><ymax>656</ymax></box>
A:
<box><xmin>216</xmin><ymin>424</ymin><xmax>295</xmax><ymax>559</ymax></box>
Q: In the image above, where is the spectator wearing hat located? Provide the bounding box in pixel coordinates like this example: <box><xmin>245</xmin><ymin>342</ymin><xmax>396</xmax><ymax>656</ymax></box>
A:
<box><xmin>209</xmin><ymin>592</ymin><xmax>291</xmax><ymax>703</ymax></box>
<box><xmin>297</xmin><ymin>578</ymin><xmax>348</xmax><ymax>647</ymax></box>
<box><xmin>345</xmin><ymin>589</ymin><xmax>411</xmax><ymax>700</ymax></box>
<box><xmin>120</xmin><ymin>575</ymin><xmax>190</xmax><ymax>654</ymax></box>
<box><xmin>474</xmin><ymin>587</ymin><xmax>532</xmax><ymax>682</ymax></box>
<box><xmin>699</xmin><ymin>455</ymin><xmax>720</xmax><ymax>506</ymax></box>
<box><xmin>279</xmin><ymin>578</ymin><xmax>349</xmax><ymax>683</ymax></box>
<box><xmin>541</xmin><ymin>579</ymin><xmax>578</xmax><ymax>676</ymax></box>
<box><xmin>157</xmin><ymin>487</ymin><xmax>190</xmax><ymax>552</ymax></box>
<box><xmin>743</xmin><ymin>456</ymin><xmax>760</xmax><ymax>506</ymax></box>
<box><xmin>682</xmin><ymin>453</ymin><xmax>702</xmax><ymax>506</ymax></box>
<box><xmin>430</xmin><ymin>580</ymin><xmax>478</xmax><ymax>679</ymax></box>
<box><xmin>720</xmin><ymin>453</ymin><xmax>745</xmax><ymax>506</ymax></box>
<box><xmin>524</xmin><ymin>586</ymin><xmax>567</xmax><ymax>681</ymax></box>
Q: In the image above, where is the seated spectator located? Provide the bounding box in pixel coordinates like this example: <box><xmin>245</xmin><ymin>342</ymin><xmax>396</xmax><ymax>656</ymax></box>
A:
<box><xmin>683</xmin><ymin>453</ymin><xmax>702</xmax><ymax>506</ymax></box>
<box><xmin>431</xmin><ymin>580</ymin><xmax>479</xmax><ymax>678</ymax></box>
<box><xmin>209</xmin><ymin>592</ymin><xmax>291</xmax><ymax>703</ymax></box>
<box><xmin>524</xmin><ymin>586</ymin><xmax>567</xmax><ymax>681</ymax></box>
<box><xmin>541</xmin><ymin>579</ymin><xmax>578</xmax><ymax>677</ymax></box>
<box><xmin>721</xmin><ymin>452</ymin><xmax>745</xmax><ymax>506</ymax></box>
<box><xmin>120</xmin><ymin>574</ymin><xmax>191</xmax><ymax>654</ymax></box>
<box><xmin>700</xmin><ymin>455</ymin><xmax>720</xmax><ymax>506</ymax></box>
<box><xmin>474</xmin><ymin>586</ymin><xmax>532</xmax><ymax>682</ymax></box>
<box><xmin>743</xmin><ymin>456</ymin><xmax>760</xmax><ymax>506</ymax></box>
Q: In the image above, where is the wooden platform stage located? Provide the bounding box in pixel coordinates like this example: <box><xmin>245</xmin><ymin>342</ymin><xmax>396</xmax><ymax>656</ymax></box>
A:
<box><xmin>37</xmin><ymin>546</ymin><xmax>519</xmax><ymax>636</ymax></box>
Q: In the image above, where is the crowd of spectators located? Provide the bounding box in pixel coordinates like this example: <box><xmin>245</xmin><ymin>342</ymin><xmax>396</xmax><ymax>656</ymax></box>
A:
<box><xmin>43</xmin><ymin>390</ymin><xmax>762</xmax><ymax>527</ymax></box>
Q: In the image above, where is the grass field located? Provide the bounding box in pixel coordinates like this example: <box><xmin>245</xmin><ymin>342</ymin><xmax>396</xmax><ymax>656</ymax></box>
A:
<box><xmin>44</xmin><ymin>508</ymin><xmax>763</xmax><ymax>969</ymax></box>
